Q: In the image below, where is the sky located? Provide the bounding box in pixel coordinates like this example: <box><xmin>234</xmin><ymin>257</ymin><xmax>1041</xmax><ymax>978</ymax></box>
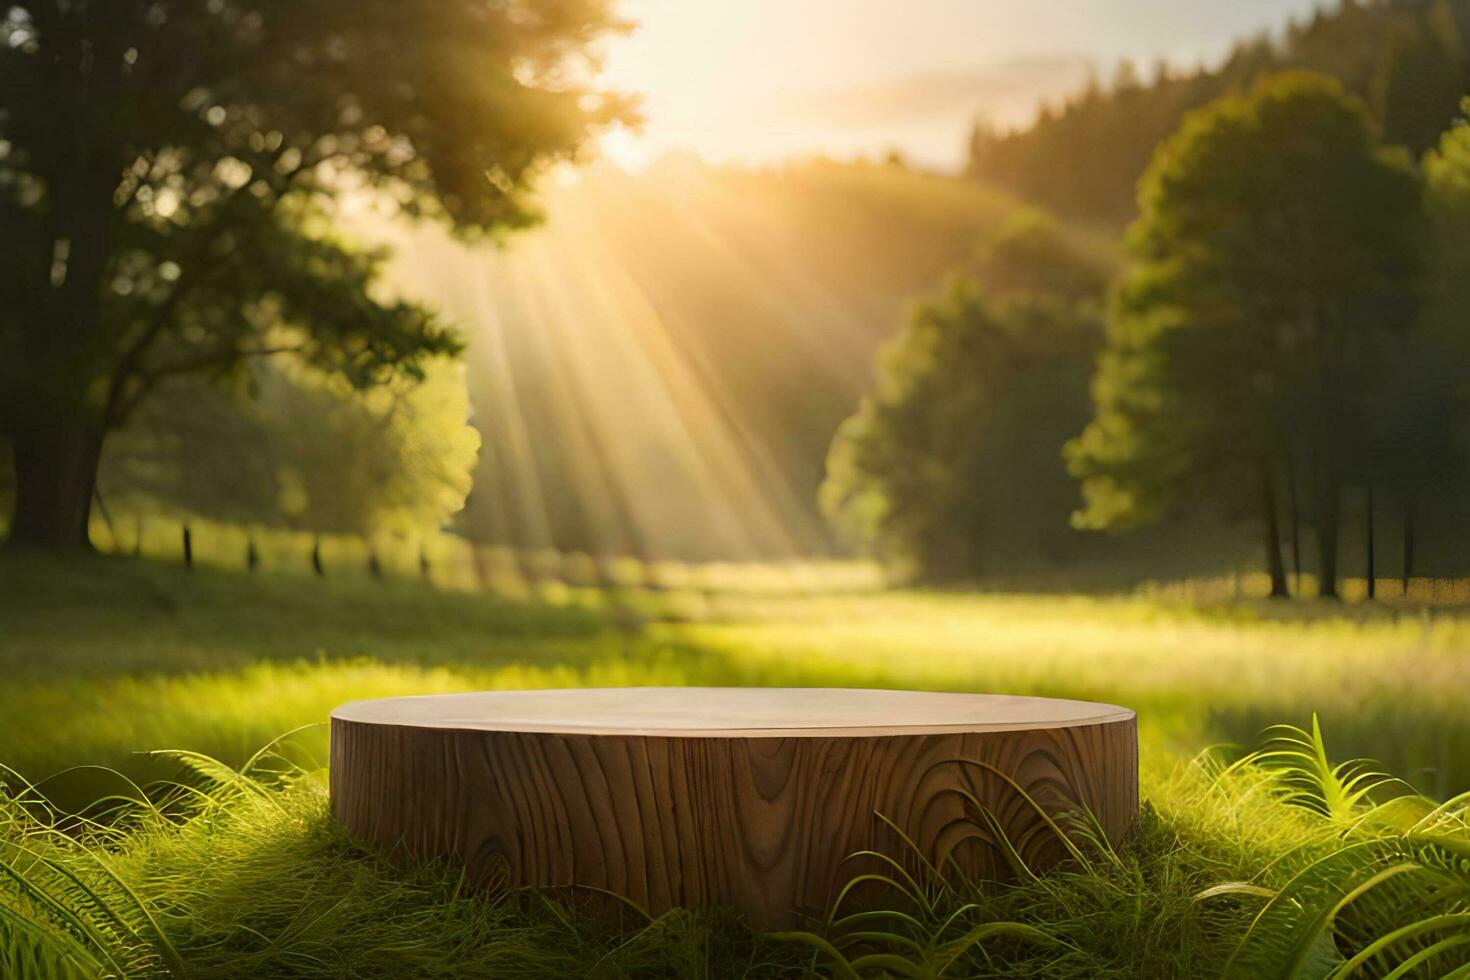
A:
<box><xmin>596</xmin><ymin>0</ymin><xmax>1329</xmax><ymax>171</ymax></box>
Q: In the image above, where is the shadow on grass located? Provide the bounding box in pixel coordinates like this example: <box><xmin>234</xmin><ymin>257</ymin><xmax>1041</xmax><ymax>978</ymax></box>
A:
<box><xmin>9</xmin><ymin>551</ymin><xmax>1470</xmax><ymax>809</ymax></box>
<box><xmin>0</xmin><ymin>550</ymin><xmax>610</xmax><ymax>679</ymax></box>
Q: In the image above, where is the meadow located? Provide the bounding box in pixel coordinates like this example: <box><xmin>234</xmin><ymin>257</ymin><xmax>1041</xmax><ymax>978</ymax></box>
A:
<box><xmin>6</xmin><ymin>539</ymin><xmax>1470</xmax><ymax>976</ymax></box>
<box><xmin>12</xmin><ymin>2</ymin><xmax>1470</xmax><ymax>976</ymax></box>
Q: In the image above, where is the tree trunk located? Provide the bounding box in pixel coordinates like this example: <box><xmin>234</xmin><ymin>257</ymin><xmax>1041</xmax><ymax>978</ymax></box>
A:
<box><xmin>1402</xmin><ymin>500</ymin><xmax>1416</xmax><ymax>597</ymax></box>
<box><xmin>311</xmin><ymin>536</ymin><xmax>325</xmax><ymax>577</ymax></box>
<box><xmin>5</xmin><ymin>414</ymin><xmax>103</xmax><ymax>552</ymax></box>
<box><xmin>1260</xmin><ymin>461</ymin><xmax>1290</xmax><ymax>598</ymax></box>
<box><xmin>1287</xmin><ymin>456</ymin><xmax>1303</xmax><ymax>596</ymax></box>
<box><xmin>8</xmin><ymin>150</ymin><xmax>118</xmax><ymax>554</ymax></box>
<box><xmin>1364</xmin><ymin>486</ymin><xmax>1375</xmax><ymax>600</ymax></box>
<box><xmin>1317</xmin><ymin>481</ymin><xmax>1342</xmax><ymax>600</ymax></box>
<box><xmin>182</xmin><ymin>524</ymin><xmax>193</xmax><ymax>569</ymax></box>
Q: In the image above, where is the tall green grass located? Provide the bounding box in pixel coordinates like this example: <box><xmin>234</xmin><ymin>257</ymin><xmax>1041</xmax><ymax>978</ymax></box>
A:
<box><xmin>6</xmin><ymin>723</ymin><xmax>1469</xmax><ymax>977</ymax></box>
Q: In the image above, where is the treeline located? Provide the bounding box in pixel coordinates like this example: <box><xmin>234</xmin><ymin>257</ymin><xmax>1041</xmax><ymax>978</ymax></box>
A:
<box><xmin>826</xmin><ymin>74</ymin><xmax>1470</xmax><ymax>597</ymax></box>
<box><xmin>96</xmin><ymin>358</ymin><xmax>479</xmax><ymax>566</ymax></box>
<box><xmin>968</xmin><ymin>0</ymin><xmax>1470</xmax><ymax>225</ymax></box>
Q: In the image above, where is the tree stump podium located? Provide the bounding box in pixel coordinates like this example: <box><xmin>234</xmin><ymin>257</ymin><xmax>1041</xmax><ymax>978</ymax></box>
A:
<box><xmin>330</xmin><ymin>688</ymin><xmax>1136</xmax><ymax>926</ymax></box>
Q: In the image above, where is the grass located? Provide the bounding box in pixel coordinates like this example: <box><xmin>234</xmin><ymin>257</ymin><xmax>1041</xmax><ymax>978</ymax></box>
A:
<box><xmin>9</xmin><ymin>724</ymin><xmax>1470</xmax><ymax>977</ymax></box>
<box><xmin>5</xmin><ymin>549</ymin><xmax>1470</xmax><ymax>975</ymax></box>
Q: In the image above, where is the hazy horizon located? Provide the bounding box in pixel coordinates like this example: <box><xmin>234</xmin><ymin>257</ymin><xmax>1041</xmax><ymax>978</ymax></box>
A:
<box><xmin>597</xmin><ymin>0</ymin><xmax>1328</xmax><ymax>170</ymax></box>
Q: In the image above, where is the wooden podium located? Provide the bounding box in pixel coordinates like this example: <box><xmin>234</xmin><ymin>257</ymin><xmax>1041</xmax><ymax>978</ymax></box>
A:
<box><xmin>331</xmin><ymin>687</ymin><xmax>1137</xmax><ymax>926</ymax></box>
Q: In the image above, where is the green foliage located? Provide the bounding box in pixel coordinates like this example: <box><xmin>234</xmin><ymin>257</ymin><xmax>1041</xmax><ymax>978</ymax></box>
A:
<box><xmin>970</xmin><ymin>209</ymin><xmax>1110</xmax><ymax>304</ymax></box>
<box><xmin>101</xmin><ymin>357</ymin><xmax>479</xmax><ymax>538</ymax></box>
<box><xmin>1241</xmin><ymin>715</ymin><xmax>1401</xmax><ymax>824</ymax></box>
<box><xmin>970</xmin><ymin>0</ymin><xmax>1470</xmax><ymax>224</ymax></box>
<box><xmin>271</xmin><ymin>359</ymin><xmax>481</xmax><ymax>537</ymax></box>
<box><xmin>1399</xmin><ymin>108</ymin><xmax>1470</xmax><ymax>509</ymax></box>
<box><xmin>101</xmin><ymin>371</ymin><xmax>278</xmax><ymax>531</ymax></box>
<box><xmin>1208</xmin><ymin>720</ymin><xmax>1470</xmax><ymax>978</ymax></box>
<box><xmin>0</xmin><ymin>0</ymin><xmax>629</xmax><ymax>547</ymax></box>
<box><xmin>1</xmin><ymin>781</ymin><xmax>186</xmax><ymax>978</ymax></box>
<box><xmin>1372</xmin><ymin>0</ymin><xmax>1470</xmax><ymax>153</ymax></box>
<box><xmin>821</xmin><ymin>212</ymin><xmax>1108</xmax><ymax>579</ymax></box>
<box><xmin>1068</xmin><ymin>72</ymin><xmax>1424</xmax><ymax>597</ymax></box>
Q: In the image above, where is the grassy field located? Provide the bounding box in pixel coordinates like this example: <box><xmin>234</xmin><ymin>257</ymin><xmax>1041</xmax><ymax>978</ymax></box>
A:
<box><xmin>5</xmin><ymin>552</ymin><xmax>1470</xmax><ymax>976</ymax></box>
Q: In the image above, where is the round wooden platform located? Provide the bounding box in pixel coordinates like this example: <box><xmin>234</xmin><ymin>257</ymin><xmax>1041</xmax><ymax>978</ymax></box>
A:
<box><xmin>330</xmin><ymin>688</ymin><xmax>1137</xmax><ymax>926</ymax></box>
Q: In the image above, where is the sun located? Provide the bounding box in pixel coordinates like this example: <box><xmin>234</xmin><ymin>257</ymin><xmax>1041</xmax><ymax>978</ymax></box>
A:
<box><xmin>597</xmin><ymin>124</ymin><xmax>651</xmax><ymax>173</ymax></box>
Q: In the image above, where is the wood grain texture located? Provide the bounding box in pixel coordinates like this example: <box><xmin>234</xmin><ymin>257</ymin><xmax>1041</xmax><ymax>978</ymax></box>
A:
<box><xmin>330</xmin><ymin>688</ymin><xmax>1137</xmax><ymax>927</ymax></box>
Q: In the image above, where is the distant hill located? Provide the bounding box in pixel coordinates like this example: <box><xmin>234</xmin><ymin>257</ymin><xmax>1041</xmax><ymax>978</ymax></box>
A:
<box><xmin>378</xmin><ymin>159</ymin><xmax>1040</xmax><ymax>559</ymax></box>
<box><xmin>969</xmin><ymin>0</ymin><xmax>1470</xmax><ymax>225</ymax></box>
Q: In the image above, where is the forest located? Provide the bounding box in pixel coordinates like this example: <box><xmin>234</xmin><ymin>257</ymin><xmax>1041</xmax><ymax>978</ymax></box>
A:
<box><xmin>831</xmin><ymin>0</ymin><xmax>1470</xmax><ymax>594</ymax></box>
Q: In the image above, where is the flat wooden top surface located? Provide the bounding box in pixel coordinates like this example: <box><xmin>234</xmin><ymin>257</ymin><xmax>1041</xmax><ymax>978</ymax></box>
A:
<box><xmin>332</xmin><ymin>688</ymin><xmax>1134</xmax><ymax>738</ymax></box>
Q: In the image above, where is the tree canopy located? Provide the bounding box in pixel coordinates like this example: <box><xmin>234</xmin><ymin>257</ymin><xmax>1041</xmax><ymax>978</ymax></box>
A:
<box><xmin>1066</xmin><ymin>72</ymin><xmax>1424</xmax><ymax>598</ymax></box>
<box><xmin>821</xmin><ymin>211</ymin><xmax>1109</xmax><ymax>579</ymax></box>
<box><xmin>0</xmin><ymin>0</ymin><xmax>631</xmax><ymax>549</ymax></box>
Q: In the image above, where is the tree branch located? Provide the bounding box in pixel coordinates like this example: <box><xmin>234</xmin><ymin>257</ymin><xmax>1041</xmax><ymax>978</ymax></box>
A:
<box><xmin>108</xmin><ymin>342</ymin><xmax>309</xmax><ymax>426</ymax></box>
<box><xmin>102</xmin><ymin>143</ymin><xmax>308</xmax><ymax>424</ymax></box>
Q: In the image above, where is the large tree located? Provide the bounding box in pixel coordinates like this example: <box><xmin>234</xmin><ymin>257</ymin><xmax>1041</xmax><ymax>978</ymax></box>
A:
<box><xmin>821</xmin><ymin>211</ymin><xmax>1108</xmax><ymax>579</ymax></box>
<box><xmin>0</xmin><ymin>1</ymin><xmax>629</xmax><ymax>550</ymax></box>
<box><xmin>1067</xmin><ymin>72</ymin><xmax>1423</xmax><ymax>598</ymax></box>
